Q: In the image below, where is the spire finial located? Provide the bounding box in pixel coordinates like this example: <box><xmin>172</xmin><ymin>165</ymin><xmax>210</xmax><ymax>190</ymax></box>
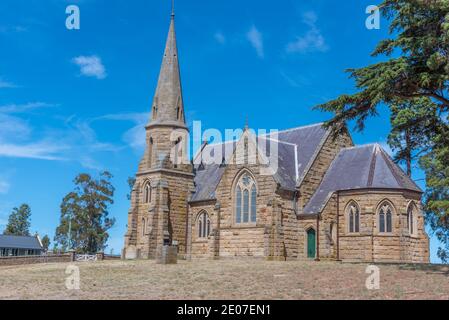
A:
<box><xmin>244</xmin><ymin>115</ymin><xmax>249</xmax><ymax>131</ymax></box>
<box><xmin>171</xmin><ymin>0</ymin><xmax>175</xmax><ymax>18</ymax></box>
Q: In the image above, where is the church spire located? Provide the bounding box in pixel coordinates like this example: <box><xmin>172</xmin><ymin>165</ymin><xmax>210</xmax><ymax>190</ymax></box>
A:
<box><xmin>148</xmin><ymin>4</ymin><xmax>186</xmax><ymax>129</ymax></box>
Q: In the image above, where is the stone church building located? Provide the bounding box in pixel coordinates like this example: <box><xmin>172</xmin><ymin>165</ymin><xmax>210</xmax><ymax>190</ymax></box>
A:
<box><xmin>123</xmin><ymin>12</ymin><xmax>429</xmax><ymax>263</ymax></box>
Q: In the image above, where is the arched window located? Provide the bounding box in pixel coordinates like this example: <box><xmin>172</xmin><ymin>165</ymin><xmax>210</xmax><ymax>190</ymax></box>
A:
<box><xmin>143</xmin><ymin>181</ymin><xmax>151</xmax><ymax>203</ymax></box>
<box><xmin>347</xmin><ymin>201</ymin><xmax>360</xmax><ymax>233</ymax></box>
<box><xmin>378</xmin><ymin>202</ymin><xmax>393</xmax><ymax>233</ymax></box>
<box><xmin>142</xmin><ymin>218</ymin><xmax>146</xmax><ymax>236</ymax></box>
<box><xmin>407</xmin><ymin>202</ymin><xmax>416</xmax><ymax>235</ymax></box>
<box><xmin>197</xmin><ymin>211</ymin><xmax>210</xmax><ymax>238</ymax></box>
<box><xmin>234</xmin><ymin>172</ymin><xmax>257</xmax><ymax>224</ymax></box>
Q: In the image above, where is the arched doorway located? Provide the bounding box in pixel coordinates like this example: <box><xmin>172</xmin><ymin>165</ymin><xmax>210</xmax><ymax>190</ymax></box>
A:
<box><xmin>307</xmin><ymin>228</ymin><xmax>316</xmax><ymax>259</ymax></box>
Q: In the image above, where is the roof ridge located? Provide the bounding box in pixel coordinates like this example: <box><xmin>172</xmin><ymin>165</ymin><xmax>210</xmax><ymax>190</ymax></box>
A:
<box><xmin>260</xmin><ymin>122</ymin><xmax>325</xmax><ymax>136</ymax></box>
<box><xmin>340</xmin><ymin>143</ymin><xmax>379</xmax><ymax>152</ymax></box>
<box><xmin>378</xmin><ymin>147</ymin><xmax>422</xmax><ymax>192</ymax></box>
<box><xmin>258</xmin><ymin>137</ymin><xmax>298</xmax><ymax>147</ymax></box>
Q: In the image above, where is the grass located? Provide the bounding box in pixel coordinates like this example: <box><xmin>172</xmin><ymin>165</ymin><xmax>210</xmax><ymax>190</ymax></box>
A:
<box><xmin>0</xmin><ymin>259</ymin><xmax>448</xmax><ymax>300</ymax></box>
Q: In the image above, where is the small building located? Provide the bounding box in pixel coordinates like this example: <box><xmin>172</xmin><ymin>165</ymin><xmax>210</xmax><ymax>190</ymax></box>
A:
<box><xmin>0</xmin><ymin>235</ymin><xmax>44</xmax><ymax>257</ymax></box>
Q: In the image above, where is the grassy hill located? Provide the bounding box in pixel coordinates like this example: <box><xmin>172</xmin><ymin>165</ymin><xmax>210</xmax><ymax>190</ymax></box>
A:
<box><xmin>0</xmin><ymin>259</ymin><xmax>448</xmax><ymax>299</ymax></box>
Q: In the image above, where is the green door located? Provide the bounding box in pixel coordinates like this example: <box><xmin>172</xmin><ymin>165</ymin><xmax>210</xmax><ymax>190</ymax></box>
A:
<box><xmin>307</xmin><ymin>229</ymin><xmax>316</xmax><ymax>258</ymax></box>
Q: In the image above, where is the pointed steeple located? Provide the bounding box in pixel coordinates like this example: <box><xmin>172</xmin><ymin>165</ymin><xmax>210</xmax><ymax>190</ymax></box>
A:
<box><xmin>148</xmin><ymin>7</ymin><xmax>186</xmax><ymax>129</ymax></box>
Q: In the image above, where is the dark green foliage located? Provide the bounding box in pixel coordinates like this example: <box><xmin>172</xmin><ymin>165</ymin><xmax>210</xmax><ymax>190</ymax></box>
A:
<box><xmin>41</xmin><ymin>235</ymin><xmax>50</xmax><ymax>250</ymax></box>
<box><xmin>54</xmin><ymin>171</ymin><xmax>115</xmax><ymax>254</ymax></box>
<box><xmin>3</xmin><ymin>204</ymin><xmax>32</xmax><ymax>236</ymax></box>
<box><xmin>314</xmin><ymin>0</ymin><xmax>449</xmax><ymax>261</ymax></box>
<box><xmin>127</xmin><ymin>176</ymin><xmax>136</xmax><ymax>201</ymax></box>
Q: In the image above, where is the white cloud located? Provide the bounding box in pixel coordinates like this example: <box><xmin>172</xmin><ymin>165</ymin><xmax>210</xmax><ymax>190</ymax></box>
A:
<box><xmin>0</xmin><ymin>114</ymin><xmax>32</xmax><ymax>142</ymax></box>
<box><xmin>0</xmin><ymin>102</ymin><xmax>55</xmax><ymax>114</ymax></box>
<box><xmin>0</xmin><ymin>25</ymin><xmax>27</xmax><ymax>34</ymax></box>
<box><xmin>72</xmin><ymin>55</ymin><xmax>107</xmax><ymax>79</ymax></box>
<box><xmin>0</xmin><ymin>78</ymin><xmax>16</xmax><ymax>88</ymax></box>
<box><xmin>0</xmin><ymin>180</ymin><xmax>10</xmax><ymax>194</ymax></box>
<box><xmin>95</xmin><ymin>112</ymin><xmax>149</xmax><ymax>151</ymax></box>
<box><xmin>246</xmin><ymin>25</ymin><xmax>264</xmax><ymax>58</ymax></box>
<box><xmin>214</xmin><ymin>31</ymin><xmax>226</xmax><ymax>45</ymax></box>
<box><xmin>286</xmin><ymin>11</ymin><xmax>328</xmax><ymax>54</ymax></box>
<box><xmin>0</xmin><ymin>142</ymin><xmax>68</xmax><ymax>160</ymax></box>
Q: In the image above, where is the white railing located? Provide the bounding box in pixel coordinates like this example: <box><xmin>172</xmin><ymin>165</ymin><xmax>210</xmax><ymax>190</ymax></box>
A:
<box><xmin>75</xmin><ymin>254</ymin><xmax>97</xmax><ymax>262</ymax></box>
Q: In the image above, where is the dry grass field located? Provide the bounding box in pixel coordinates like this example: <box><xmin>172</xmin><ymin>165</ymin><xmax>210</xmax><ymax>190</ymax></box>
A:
<box><xmin>0</xmin><ymin>259</ymin><xmax>448</xmax><ymax>300</ymax></box>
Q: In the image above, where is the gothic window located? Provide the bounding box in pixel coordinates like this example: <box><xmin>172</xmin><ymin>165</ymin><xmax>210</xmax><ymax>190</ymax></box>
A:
<box><xmin>197</xmin><ymin>211</ymin><xmax>210</xmax><ymax>238</ymax></box>
<box><xmin>234</xmin><ymin>172</ymin><xmax>257</xmax><ymax>224</ymax></box>
<box><xmin>149</xmin><ymin>137</ymin><xmax>154</xmax><ymax>166</ymax></box>
<box><xmin>378</xmin><ymin>202</ymin><xmax>393</xmax><ymax>233</ymax></box>
<box><xmin>142</xmin><ymin>218</ymin><xmax>146</xmax><ymax>236</ymax></box>
<box><xmin>143</xmin><ymin>181</ymin><xmax>151</xmax><ymax>203</ymax></box>
<box><xmin>407</xmin><ymin>202</ymin><xmax>416</xmax><ymax>235</ymax></box>
<box><xmin>347</xmin><ymin>201</ymin><xmax>360</xmax><ymax>233</ymax></box>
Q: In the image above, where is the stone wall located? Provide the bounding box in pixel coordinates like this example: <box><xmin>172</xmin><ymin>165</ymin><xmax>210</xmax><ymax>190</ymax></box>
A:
<box><xmin>0</xmin><ymin>253</ymin><xmax>72</xmax><ymax>266</ymax></box>
<box><xmin>124</xmin><ymin>169</ymin><xmax>194</xmax><ymax>260</ymax></box>
<box><xmin>327</xmin><ymin>190</ymin><xmax>429</xmax><ymax>263</ymax></box>
<box><xmin>188</xmin><ymin>203</ymin><xmax>216</xmax><ymax>259</ymax></box>
<box><xmin>211</xmin><ymin>133</ymin><xmax>279</xmax><ymax>259</ymax></box>
<box><xmin>298</xmin><ymin>131</ymin><xmax>353</xmax><ymax>211</ymax></box>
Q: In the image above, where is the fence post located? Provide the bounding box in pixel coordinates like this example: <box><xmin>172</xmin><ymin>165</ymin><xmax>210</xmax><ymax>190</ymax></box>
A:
<box><xmin>68</xmin><ymin>250</ymin><xmax>76</xmax><ymax>262</ymax></box>
<box><xmin>96</xmin><ymin>252</ymin><xmax>104</xmax><ymax>261</ymax></box>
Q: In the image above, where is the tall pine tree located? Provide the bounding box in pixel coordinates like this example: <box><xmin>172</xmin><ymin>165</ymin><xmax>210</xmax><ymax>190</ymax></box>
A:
<box><xmin>3</xmin><ymin>204</ymin><xmax>32</xmax><ymax>236</ymax></box>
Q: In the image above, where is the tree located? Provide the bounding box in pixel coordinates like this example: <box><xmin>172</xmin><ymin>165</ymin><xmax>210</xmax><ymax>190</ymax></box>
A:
<box><xmin>54</xmin><ymin>171</ymin><xmax>116</xmax><ymax>253</ymax></box>
<box><xmin>3</xmin><ymin>204</ymin><xmax>32</xmax><ymax>236</ymax></box>
<box><xmin>315</xmin><ymin>0</ymin><xmax>448</xmax><ymax>137</ymax></box>
<box><xmin>127</xmin><ymin>176</ymin><xmax>136</xmax><ymax>201</ymax></box>
<box><xmin>314</xmin><ymin>0</ymin><xmax>449</xmax><ymax>261</ymax></box>
<box><xmin>387</xmin><ymin>98</ymin><xmax>439</xmax><ymax>176</ymax></box>
<box><xmin>41</xmin><ymin>235</ymin><xmax>50</xmax><ymax>251</ymax></box>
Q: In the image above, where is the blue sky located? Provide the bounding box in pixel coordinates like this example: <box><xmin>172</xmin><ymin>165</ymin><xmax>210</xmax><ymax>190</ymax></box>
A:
<box><xmin>0</xmin><ymin>0</ymin><xmax>441</xmax><ymax>262</ymax></box>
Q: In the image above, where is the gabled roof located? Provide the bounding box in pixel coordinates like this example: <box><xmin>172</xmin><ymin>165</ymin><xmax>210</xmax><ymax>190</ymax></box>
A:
<box><xmin>0</xmin><ymin>235</ymin><xmax>43</xmax><ymax>250</ymax></box>
<box><xmin>303</xmin><ymin>144</ymin><xmax>422</xmax><ymax>215</ymax></box>
<box><xmin>191</xmin><ymin>123</ymin><xmax>329</xmax><ymax>202</ymax></box>
<box><xmin>191</xmin><ymin>141</ymin><xmax>236</xmax><ymax>202</ymax></box>
<box><xmin>265</xmin><ymin>123</ymin><xmax>329</xmax><ymax>190</ymax></box>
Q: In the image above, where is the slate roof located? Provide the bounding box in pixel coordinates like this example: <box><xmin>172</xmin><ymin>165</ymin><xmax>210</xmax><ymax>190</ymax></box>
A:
<box><xmin>191</xmin><ymin>123</ymin><xmax>328</xmax><ymax>202</ymax></box>
<box><xmin>265</xmin><ymin>123</ymin><xmax>329</xmax><ymax>190</ymax></box>
<box><xmin>191</xmin><ymin>141</ymin><xmax>236</xmax><ymax>202</ymax></box>
<box><xmin>0</xmin><ymin>235</ymin><xmax>43</xmax><ymax>250</ymax></box>
<box><xmin>303</xmin><ymin>144</ymin><xmax>422</xmax><ymax>215</ymax></box>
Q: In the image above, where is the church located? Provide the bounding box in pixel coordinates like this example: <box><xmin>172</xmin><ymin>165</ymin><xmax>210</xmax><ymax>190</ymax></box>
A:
<box><xmin>123</xmin><ymin>11</ymin><xmax>429</xmax><ymax>263</ymax></box>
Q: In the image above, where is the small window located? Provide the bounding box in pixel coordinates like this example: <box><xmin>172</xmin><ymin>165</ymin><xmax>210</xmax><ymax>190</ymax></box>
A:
<box><xmin>347</xmin><ymin>201</ymin><xmax>360</xmax><ymax>233</ymax></box>
<box><xmin>407</xmin><ymin>203</ymin><xmax>417</xmax><ymax>235</ymax></box>
<box><xmin>378</xmin><ymin>202</ymin><xmax>393</xmax><ymax>233</ymax></box>
<box><xmin>142</xmin><ymin>218</ymin><xmax>146</xmax><ymax>236</ymax></box>
<box><xmin>143</xmin><ymin>182</ymin><xmax>151</xmax><ymax>203</ymax></box>
<box><xmin>197</xmin><ymin>212</ymin><xmax>210</xmax><ymax>238</ymax></box>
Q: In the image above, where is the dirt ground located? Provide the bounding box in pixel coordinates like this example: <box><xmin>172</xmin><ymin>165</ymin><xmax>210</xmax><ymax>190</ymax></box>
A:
<box><xmin>0</xmin><ymin>259</ymin><xmax>448</xmax><ymax>300</ymax></box>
